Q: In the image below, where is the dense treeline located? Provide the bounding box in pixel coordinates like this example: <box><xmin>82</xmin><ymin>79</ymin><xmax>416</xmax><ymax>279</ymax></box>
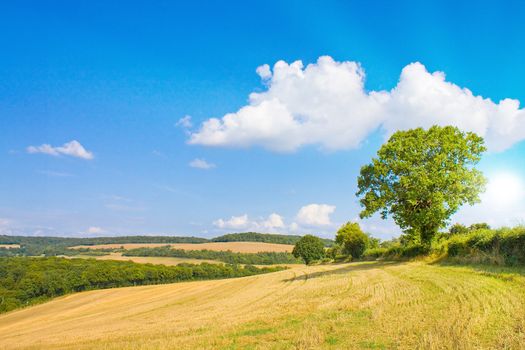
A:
<box><xmin>0</xmin><ymin>257</ymin><xmax>285</xmax><ymax>313</ymax></box>
<box><xmin>123</xmin><ymin>246</ymin><xmax>302</xmax><ymax>264</ymax></box>
<box><xmin>212</xmin><ymin>232</ymin><xmax>334</xmax><ymax>246</ymax></box>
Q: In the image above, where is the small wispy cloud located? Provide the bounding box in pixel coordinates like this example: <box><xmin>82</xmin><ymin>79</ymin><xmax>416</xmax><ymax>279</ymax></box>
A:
<box><xmin>176</xmin><ymin>115</ymin><xmax>193</xmax><ymax>128</ymax></box>
<box><xmin>105</xmin><ymin>203</ymin><xmax>145</xmax><ymax>212</ymax></box>
<box><xmin>152</xmin><ymin>150</ymin><xmax>167</xmax><ymax>158</ymax></box>
<box><xmin>38</xmin><ymin>170</ymin><xmax>73</xmax><ymax>177</ymax></box>
<box><xmin>103</xmin><ymin>194</ymin><xmax>144</xmax><ymax>212</ymax></box>
<box><xmin>189</xmin><ymin>158</ymin><xmax>216</xmax><ymax>170</ymax></box>
<box><xmin>86</xmin><ymin>226</ymin><xmax>104</xmax><ymax>234</ymax></box>
<box><xmin>27</xmin><ymin>140</ymin><xmax>94</xmax><ymax>160</ymax></box>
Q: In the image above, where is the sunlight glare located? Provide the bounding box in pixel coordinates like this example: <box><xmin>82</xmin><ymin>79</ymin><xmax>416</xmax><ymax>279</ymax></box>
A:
<box><xmin>483</xmin><ymin>172</ymin><xmax>525</xmax><ymax>208</ymax></box>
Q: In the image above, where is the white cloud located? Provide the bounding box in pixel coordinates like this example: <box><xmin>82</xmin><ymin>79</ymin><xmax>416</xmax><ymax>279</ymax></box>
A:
<box><xmin>213</xmin><ymin>213</ymin><xmax>285</xmax><ymax>231</ymax></box>
<box><xmin>176</xmin><ymin>115</ymin><xmax>193</xmax><ymax>128</ymax></box>
<box><xmin>289</xmin><ymin>222</ymin><xmax>299</xmax><ymax>232</ymax></box>
<box><xmin>189</xmin><ymin>56</ymin><xmax>525</xmax><ymax>152</ymax></box>
<box><xmin>86</xmin><ymin>226</ymin><xmax>104</xmax><ymax>234</ymax></box>
<box><xmin>296</xmin><ymin>203</ymin><xmax>336</xmax><ymax>226</ymax></box>
<box><xmin>213</xmin><ymin>214</ymin><xmax>250</xmax><ymax>229</ymax></box>
<box><xmin>261</xmin><ymin>213</ymin><xmax>285</xmax><ymax>230</ymax></box>
<box><xmin>0</xmin><ymin>218</ymin><xmax>9</xmax><ymax>227</ymax></box>
<box><xmin>256</xmin><ymin>64</ymin><xmax>272</xmax><ymax>80</ymax></box>
<box><xmin>189</xmin><ymin>158</ymin><xmax>216</xmax><ymax>169</ymax></box>
<box><xmin>27</xmin><ymin>140</ymin><xmax>94</xmax><ymax>159</ymax></box>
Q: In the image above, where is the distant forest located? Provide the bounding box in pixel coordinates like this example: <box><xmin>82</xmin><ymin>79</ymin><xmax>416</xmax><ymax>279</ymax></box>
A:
<box><xmin>0</xmin><ymin>232</ymin><xmax>334</xmax><ymax>257</ymax></box>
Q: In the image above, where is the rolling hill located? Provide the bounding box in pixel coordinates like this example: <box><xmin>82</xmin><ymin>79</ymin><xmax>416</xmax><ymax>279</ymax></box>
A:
<box><xmin>1</xmin><ymin>261</ymin><xmax>524</xmax><ymax>349</ymax></box>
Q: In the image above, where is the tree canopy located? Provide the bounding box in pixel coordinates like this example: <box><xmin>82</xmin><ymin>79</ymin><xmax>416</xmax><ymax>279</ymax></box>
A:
<box><xmin>356</xmin><ymin>126</ymin><xmax>487</xmax><ymax>244</ymax></box>
<box><xmin>335</xmin><ymin>222</ymin><xmax>369</xmax><ymax>259</ymax></box>
<box><xmin>292</xmin><ymin>235</ymin><xmax>325</xmax><ymax>264</ymax></box>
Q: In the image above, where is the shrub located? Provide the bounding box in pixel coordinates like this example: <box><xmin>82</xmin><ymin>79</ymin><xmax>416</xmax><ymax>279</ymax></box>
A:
<box><xmin>445</xmin><ymin>226</ymin><xmax>525</xmax><ymax>265</ymax></box>
<box><xmin>326</xmin><ymin>244</ymin><xmax>342</xmax><ymax>260</ymax></box>
<box><xmin>362</xmin><ymin>247</ymin><xmax>388</xmax><ymax>260</ymax></box>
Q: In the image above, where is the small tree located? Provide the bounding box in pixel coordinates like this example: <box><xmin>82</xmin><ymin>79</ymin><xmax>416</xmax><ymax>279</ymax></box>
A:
<box><xmin>449</xmin><ymin>223</ymin><xmax>469</xmax><ymax>235</ymax></box>
<box><xmin>335</xmin><ymin>222</ymin><xmax>368</xmax><ymax>259</ymax></box>
<box><xmin>469</xmin><ymin>222</ymin><xmax>490</xmax><ymax>231</ymax></box>
<box><xmin>356</xmin><ymin>126</ymin><xmax>486</xmax><ymax>245</ymax></box>
<box><xmin>292</xmin><ymin>235</ymin><xmax>325</xmax><ymax>265</ymax></box>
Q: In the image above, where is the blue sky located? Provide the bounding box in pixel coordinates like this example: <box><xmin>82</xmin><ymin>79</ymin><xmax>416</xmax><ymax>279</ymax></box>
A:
<box><xmin>1</xmin><ymin>1</ymin><xmax>525</xmax><ymax>239</ymax></box>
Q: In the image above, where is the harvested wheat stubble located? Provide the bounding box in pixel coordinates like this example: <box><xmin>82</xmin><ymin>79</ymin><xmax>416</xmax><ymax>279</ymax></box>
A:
<box><xmin>1</xmin><ymin>261</ymin><xmax>524</xmax><ymax>349</ymax></box>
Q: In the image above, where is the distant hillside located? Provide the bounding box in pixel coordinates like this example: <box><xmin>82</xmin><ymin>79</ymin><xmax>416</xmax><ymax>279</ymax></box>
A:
<box><xmin>212</xmin><ymin>232</ymin><xmax>333</xmax><ymax>246</ymax></box>
<box><xmin>0</xmin><ymin>235</ymin><xmax>208</xmax><ymax>246</ymax></box>
<box><xmin>0</xmin><ymin>232</ymin><xmax>333</xmax><ymax>257</ymax></box>
<box><xmin>0</xmin><ymin>235</ymin><xmax>209</xmax><ymax>257</ymax></box>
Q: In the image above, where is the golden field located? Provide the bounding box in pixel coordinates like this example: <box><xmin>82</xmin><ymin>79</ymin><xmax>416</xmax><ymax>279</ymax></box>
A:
<box><xmin>70</xmin><ymin>253</ymin><xmax>301</xmax><ymax>268</ymax></box>
<box><xmin>71</xmin><ymin>252</ymin><xmax>222</xmax><ymax>265</ymax></box>
<box><xmin>70</xmin><ymin>241</ymin><xmax>294</xmax><ymax>253</ymax></box>
<box><xmin>0</xmin><ymin>244</ymin><xmax>20</xmax><ymax>249</ymax></box>
<box><xmin>1</xmin><ymin>261</ymin><xmax>524</xmax><ymax>349</ymax></box>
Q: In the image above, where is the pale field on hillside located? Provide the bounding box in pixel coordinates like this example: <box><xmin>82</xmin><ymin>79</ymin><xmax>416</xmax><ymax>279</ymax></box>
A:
<box><xmin>1</xmin><ymin>261</ymin><xmax>524</xmax><ymax>349</ymax></box>
<box><xmin>71</xmin><ymin>252</ymin><xmax>222</xmax><ymax>265</ymax></box>
<box><xmin>70</xmin><ymin>253</ymin><xmax>301</xmax><ymax>268</ymax></box>
<box><xmin>0</xmin><ymin>244</ymin><xmax>20</xmax><ymax>249</ymax></box>
<box><xmin>70</xmin><ymin>241</ymin><xmax>294</xmax><ymax>253</ymax></box>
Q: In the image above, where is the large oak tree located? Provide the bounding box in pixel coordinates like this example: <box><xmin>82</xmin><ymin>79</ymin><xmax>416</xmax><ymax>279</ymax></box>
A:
<box><xmin>356</xmin><ymin>126</ymin><xmax>486</xmax><ymax>244</ymax></box>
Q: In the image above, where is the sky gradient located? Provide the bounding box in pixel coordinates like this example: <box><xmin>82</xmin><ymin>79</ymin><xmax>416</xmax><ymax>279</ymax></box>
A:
<box><xmin>1</xmin><ymin>1</ymin><xmax>525</xmax><ymax>239</ymax></box>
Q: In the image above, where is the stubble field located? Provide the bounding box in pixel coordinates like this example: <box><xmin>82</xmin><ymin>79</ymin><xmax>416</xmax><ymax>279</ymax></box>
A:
<box><xmin>1</xmin><ymin>261</ymin><xmax>524</xmax><ymax>349</ymax></box>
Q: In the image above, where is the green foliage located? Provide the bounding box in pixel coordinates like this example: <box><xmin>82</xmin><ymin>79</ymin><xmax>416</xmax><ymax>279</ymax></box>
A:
<box><xmin>211</xmin><ymin>232</ymin><xmax>334</xmax><ymax>246</ymax></box>
<box><xmin>366</xmin><ymin>234</ymin><xmax>381</xmax><ymax>249</ymax></box>
<box><xmin>362</xmin><ymin>247</ymin><xmax>388</xmax><ymax>259</ymax></box>
<box><xmin>468</xmin><ymin>222</ymin><xmax>491</xmax><ymax>231</ymax></box>
<box><xmin>292</xmin><ymin>235</ymin><xmax>326</xmax><ymax>264</ymax></box>
<box><xmin>356</xmin><ymin>126</ymin><xmax>487</xmax><ymax>245</ymax></box>
<box><xmin>326</xmin><ymin>244</ymin><xmax>342</xmax><ymax>260</ymax></box>
<box><xmin>447</xmin><ymin>222</ymin><xmax>491</xmax><ymax>238</ymax></box>
<box><xmin>363</xmin><ymin>244</ymin><xmax>430</xmax><ymax>260</ymax></box>
<box><xmin>363</xmin><ymin>225</ymin><xmax>525</xmax><ymax>266</ymax></box>
<box><xmin>123</xmin><ymin>246</ymin><xmax>301</xmax><ymax>264</ymax></box>
<box><xmin>449</xmin><ymin>223</ymin><xmax>469</xmax><ymax>235</ymax></box>
<box><xmin>0</xmin><ymin>257</ymin><xmax>285</xmax><ymax>314</ymax></box>
<box><xmin>446</xmin><ymin>226</ymin><xmax>525</xmax><ymax>265</ymax></box>
<box><xmin>335</xmin><ymin>222</ymin><xmax>369</xmax><ymax>259</ymax></box>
